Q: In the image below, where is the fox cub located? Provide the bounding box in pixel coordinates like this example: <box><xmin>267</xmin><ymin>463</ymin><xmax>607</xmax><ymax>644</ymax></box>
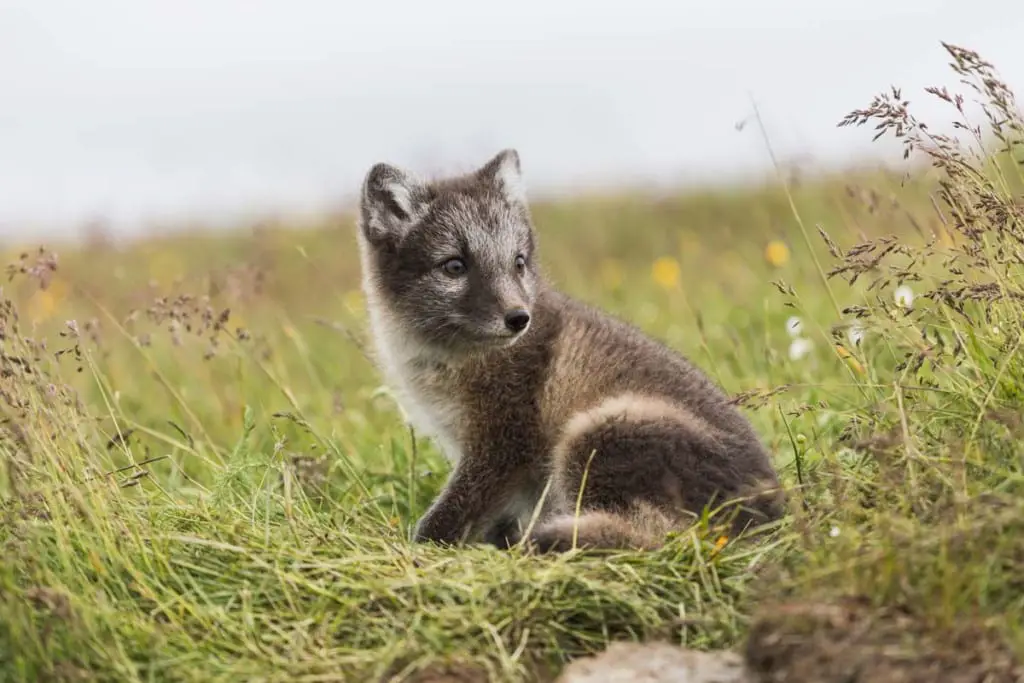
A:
<box><xmin>355</xmin><ymin>148</ymin><xmax>784</xmax><ymax>552</ymax></box>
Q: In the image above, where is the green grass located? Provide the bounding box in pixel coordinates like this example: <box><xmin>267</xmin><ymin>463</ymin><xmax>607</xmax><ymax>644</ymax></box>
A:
<box><xmin>3</xmin><ymin>42</ymin><xmax>1024</xmax><ymax>682</ymax></box>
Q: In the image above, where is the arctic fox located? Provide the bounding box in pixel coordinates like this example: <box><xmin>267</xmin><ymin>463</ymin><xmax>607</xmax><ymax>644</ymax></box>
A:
<box><xmin>355</xmin><ymin>148</ymin><xmax>784</xmax><ymax>552</ymax></box>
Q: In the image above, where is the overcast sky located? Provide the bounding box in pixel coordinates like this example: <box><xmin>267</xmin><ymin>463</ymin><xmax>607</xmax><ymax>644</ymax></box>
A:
<box><xmin>2</xmin><ymin>0</ymin><xmax>1024</xmax><ymax>238</ymax></box>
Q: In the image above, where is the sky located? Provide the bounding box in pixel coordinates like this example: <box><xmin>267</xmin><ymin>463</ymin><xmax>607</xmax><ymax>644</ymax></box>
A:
<box><xmin>2</xmin><ymin>0</ymin><xmax>1024</xmax><ymax>238</ymax></box>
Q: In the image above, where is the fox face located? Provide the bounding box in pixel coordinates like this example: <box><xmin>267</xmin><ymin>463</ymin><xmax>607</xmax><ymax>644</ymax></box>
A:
<box><xmin>357</xmin><ymin>149</ymin><xmax>540</xmax><ymax>359</ymax></box>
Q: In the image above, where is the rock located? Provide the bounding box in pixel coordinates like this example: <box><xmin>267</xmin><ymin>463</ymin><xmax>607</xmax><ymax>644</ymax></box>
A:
<box><xmin>556</xmin><ymin>642</ymin><xmax>753</xmax><ymax>683</ymax></box>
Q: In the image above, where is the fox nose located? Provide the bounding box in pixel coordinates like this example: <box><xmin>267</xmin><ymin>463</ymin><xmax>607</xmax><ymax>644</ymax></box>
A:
<box><xmin>504</xmin><ymin>309</ymin><xmax>531</xmax><ymax>333</ymax></box>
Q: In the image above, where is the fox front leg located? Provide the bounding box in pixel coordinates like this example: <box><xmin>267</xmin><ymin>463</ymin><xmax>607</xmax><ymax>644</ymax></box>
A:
<box><xmin>412</xmin><ymin>491</ymin><xmax>471</xmax><ymax>546</ymax></box>
<box><xmin>412</xmin><ymin>457</ymin><xmax>518</xmax><ymax>546</ymax></box>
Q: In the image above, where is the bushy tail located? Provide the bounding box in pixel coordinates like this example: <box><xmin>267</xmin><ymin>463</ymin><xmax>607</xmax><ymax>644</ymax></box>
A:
<box><xmin>525</xmin><ymin>486</ymin><xmax>786</xmax><ymax>554</ymax></box>
<box><xmin>525</xmin><ymin>504</ymin><xmax>674</xmax><ymax>554</ymax></box>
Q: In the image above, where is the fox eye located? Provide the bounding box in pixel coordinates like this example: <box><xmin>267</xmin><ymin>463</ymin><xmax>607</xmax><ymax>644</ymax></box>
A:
<box><xmin>441</xmin><ymin>257</ymin><xmax>467</xmax><ymax>276</ymax></box>
<box><xmin>514</xmin><ymin>254</ymin><xmax>527</xmax><ymax>272</ymax></box>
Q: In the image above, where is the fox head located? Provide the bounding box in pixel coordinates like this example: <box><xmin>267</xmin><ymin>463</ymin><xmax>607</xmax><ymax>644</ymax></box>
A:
<box><xmin>356</xmin><ymin>149</ymin><xmax>540</xmax><ymax>360</ymax></box>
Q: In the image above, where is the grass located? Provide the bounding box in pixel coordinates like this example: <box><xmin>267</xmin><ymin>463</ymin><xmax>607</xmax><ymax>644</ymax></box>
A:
<box><xmin>2</xmin><ymin>42</ymin><xmax>1024</xmax><ymax>682</ymax></box>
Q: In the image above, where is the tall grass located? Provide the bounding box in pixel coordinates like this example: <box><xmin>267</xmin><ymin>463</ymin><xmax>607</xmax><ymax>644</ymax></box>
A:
<box><xmin>2</xmin><ymin>42</ymin><xmax>1024</xmax><ymax>682</ymax></box>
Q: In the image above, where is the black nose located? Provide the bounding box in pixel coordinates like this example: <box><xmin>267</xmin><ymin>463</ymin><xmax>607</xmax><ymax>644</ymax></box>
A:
<box><xmin>504</xmin><ymin>309</ymin><xmax>531</xmax><ymax>333</ymax></box>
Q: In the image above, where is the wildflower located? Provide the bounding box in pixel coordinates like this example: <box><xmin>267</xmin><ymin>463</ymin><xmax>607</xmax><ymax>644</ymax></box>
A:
<box><xmin>829</xmin><ymin>526</ymin><xmax>840</xmax><ymax>538</ymax></box>
<box><xmin>894</xmin><ymin>284</ymin><xmax>914</xmax><ymax>309</ymax></box>
<box><xmin>27</xmin><ymin>290</ymin><xmax>56</xmax><ymax>322</ymax></box>
<box><xmin>23</xmin><ymin>274</ymin><xmax>68</xmax><ymax>322</ymax></box>
<box><xmin>764</xmin><ymin>240</ymin><xmax>790</xmax><ymax>268</ymax></box>
<box><xmin>785</xmin><ymin>316</ymin><xmax>803</xmax><ymax>337</ymax></box>
<box><xmin>651</xmin><ymin>256</ymin><xmax>681</xmax><ymax>290</ymax></box>
<box><xmin>710</xmin><ymin>534</ymin><xmax>729</xmax><ymax>558</ymax></box>
<box><xmin>847</xmin><ymin>323</ymin><xmax>864</xmax><ymax>346</ymax></box>
<box><xmin>788</xmin><ymin>337</ymin><xmax>812</xmax><ymax>361</ymax></box>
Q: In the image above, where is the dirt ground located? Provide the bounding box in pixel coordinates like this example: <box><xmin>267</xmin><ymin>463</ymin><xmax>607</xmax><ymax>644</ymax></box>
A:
<box><xmin>744</xmin><ymin>596</ymin><xmax>1024</xmax><ymax>682</ymax></box>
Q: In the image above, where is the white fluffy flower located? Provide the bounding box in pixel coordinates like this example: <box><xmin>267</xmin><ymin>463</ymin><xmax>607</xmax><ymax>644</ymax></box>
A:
<box><xmin>894</xmin><ymin>284</ymin><xmax>914</xmax><ymax>309</ymax></box>
<box><xmin>785</xmin><ymin>316</ymin><xmax>803</xmax><ymax>337</ymax></box>
<box><xmin>847</xmin><ymin>323</ymin><xmax>864</xmax><ymax>346</ymax></box>
<box><xmin>788</xmin><ymin>337</ymin><xmax>813</xmax><ymax>361</ymax></box>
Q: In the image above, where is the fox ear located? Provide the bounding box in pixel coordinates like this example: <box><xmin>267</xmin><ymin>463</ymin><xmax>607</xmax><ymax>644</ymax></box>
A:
<box><xmin>359</xmin><ymin>162</ymin><xmax>430</xmax><ymax>245</ymax></box>
<box><xmin>478</xmin><ymin>148</ymin><xmax>526</xmax><ymax>205</ymax></box>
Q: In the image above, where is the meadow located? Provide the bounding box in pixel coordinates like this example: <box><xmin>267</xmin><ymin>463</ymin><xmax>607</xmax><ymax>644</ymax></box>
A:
<box><xmin>2</xmin><ymin>43</ymin><xmax>1024</xmax><ymax>682</ymax></box>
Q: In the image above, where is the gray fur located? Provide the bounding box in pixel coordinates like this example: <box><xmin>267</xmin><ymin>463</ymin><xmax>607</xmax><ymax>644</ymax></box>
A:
<box><xmin>356</xmin><ymin>149</ymin><xmax>785</xmax><ymax>553</ymax></box>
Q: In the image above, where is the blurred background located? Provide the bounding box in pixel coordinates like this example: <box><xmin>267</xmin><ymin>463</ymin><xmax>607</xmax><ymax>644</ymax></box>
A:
<box><xmin>3</xmin><ymin>0</ymin><xmax>1024</xmax><ymax>239</ymax></box>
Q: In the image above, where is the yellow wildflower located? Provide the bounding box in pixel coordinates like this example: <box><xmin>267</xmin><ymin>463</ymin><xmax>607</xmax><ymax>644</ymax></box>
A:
<box><xmin>764</xmin><ymin>240</ymin><xmax>790</xmax><ymax>268</ymax></box>
<box><xmin>651</xmin><ymin>256</ymin><xmax>681</xmax><ymax>290</ymax></box>
<box><xmin>711</xmin><ymin>534</ymin><xmax>729</xmax><ymax>559</ymax></box>
<box><xmin>27</xmin><ymin>290</ymin><xmax>56</xmax><ymax>322</ymax></box>
<box><xmin>26</xmin><ymin>276</ymin><xmax>69</xmax><ymax>323</ymax></box>
<box><xmin>48</xmin><ymin>276</ymin><xmax>69</xmax><ymax>303</ymax></box>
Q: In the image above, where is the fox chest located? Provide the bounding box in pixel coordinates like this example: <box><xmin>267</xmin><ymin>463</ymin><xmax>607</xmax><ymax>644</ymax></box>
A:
<box><xmin>393</xmin><ymin>377</ymin><xmax>467</xmax><ymax>466</ymax></box>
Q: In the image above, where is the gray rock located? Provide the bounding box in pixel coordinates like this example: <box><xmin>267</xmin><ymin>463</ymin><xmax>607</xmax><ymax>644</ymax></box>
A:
<box><xmin>557</xmin><ymin>642</ymin><xmax>753</xmax><ymax>683</ymax></box>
